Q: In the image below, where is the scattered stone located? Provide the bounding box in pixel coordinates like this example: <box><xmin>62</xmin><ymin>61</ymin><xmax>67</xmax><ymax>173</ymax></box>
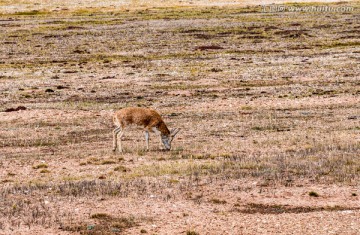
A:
<box><xmin>56</xmin><ymin>85</ymin><xmax>68</xmax><ymax>89</ymax></box>
<box><xmin>45</xmin><ymin>88</ymin><xmax>54</xmax><ymax>92</ymax></box>
<box><xmin>209</xmin><ymin>68</ymin><xmax>223</xmax><ymax>72</ymax></box>
<box><xmin>101</xmin><ymin>76</ymin><xmax>116</xmax><ymax>79</ymax></box>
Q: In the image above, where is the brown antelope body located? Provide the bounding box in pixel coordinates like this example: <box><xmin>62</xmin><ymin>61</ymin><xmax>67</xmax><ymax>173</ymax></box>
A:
<box><xmin>112</xmin><ymin>107</ymin><xmax>180</xmax><ymax>152</ymax></box>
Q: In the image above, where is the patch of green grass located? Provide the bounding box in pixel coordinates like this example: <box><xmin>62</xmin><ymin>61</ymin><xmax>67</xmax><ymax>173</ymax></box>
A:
<box><xmin>14</xmin><ymin>10</ymin><xmax>49</xmax><ymax>16</ymax></box>
<box><xmin>71</xmin><ymin>8</ymin><xmax>102</xmax><ymax>16</ymax></box>
<box><xmin>241</xmin><ymin>105</ymin><xmax>252</xmax><ymax>110</ymax></box>
<box><xmin>319</xmin><ymin>41</ymin><xmax>360</xmax><ymax>49</ymax></box>
<box><xmin>39</xmin><ymin>19</ymin><xmax>123</xmax><ymax>30</ymax></box>
<box><xmin>126</xmin><ymin>160</ymin><xmax>230</xmax><ymax>178</ymax></box>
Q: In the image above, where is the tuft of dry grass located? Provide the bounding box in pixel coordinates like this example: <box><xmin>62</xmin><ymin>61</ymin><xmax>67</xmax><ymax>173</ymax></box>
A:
<box><xmin>210</xmin><ymin>198</ymin><xmax>227</xmax><ymax>204</ymax></box>
<box><xmin>62</xmin><ymin>213</ymin><xmax>137</xmax><ymax>234</ymax></box>
<box><xmin>33</xmin><ymin>164</ymin><xmax>48</xmax><ymax>169</ymax></box>
<box><xmin>236</xmin><ymin>203</ymin><xmax>360</xmax><ymax>214</ymax></box>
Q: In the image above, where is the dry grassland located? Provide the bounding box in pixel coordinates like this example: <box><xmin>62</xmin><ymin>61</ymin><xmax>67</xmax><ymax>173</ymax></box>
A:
<box><xmin>0</xmin><ymin>1</ymin><xmax>359</xmax><ymax>234</ymax></box>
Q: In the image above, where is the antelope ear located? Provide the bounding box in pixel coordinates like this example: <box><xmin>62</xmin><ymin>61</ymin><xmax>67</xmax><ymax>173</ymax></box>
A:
<box><xmin>171</xmin><ymin>128</ymin><xmax>180</xmax><ymax>138</ymax></box>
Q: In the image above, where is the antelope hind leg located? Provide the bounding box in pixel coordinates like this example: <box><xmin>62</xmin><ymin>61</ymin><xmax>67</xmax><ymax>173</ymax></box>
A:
<box><xmin>112</xmin><ymin>127</ymin><xmax>121</xmax><ymax>152</ymax></box>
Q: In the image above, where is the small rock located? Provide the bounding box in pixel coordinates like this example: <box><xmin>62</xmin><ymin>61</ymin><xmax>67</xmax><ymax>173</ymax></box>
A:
<box><xmin>101</xmin><ymin>76</ymin><xmax>116</xmax><ymax>79</ymax></box>
<box><xmin>56</xmin><ymin>85</ymin><xmax>68</xmax><ymax>89</ymax></box>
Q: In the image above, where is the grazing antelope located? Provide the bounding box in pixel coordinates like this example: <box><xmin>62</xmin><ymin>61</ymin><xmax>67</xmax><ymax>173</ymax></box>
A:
<box><xmin>112</xmin><ymin>107</ymin><xmax>180</xmax><ymax>152</ymax></box>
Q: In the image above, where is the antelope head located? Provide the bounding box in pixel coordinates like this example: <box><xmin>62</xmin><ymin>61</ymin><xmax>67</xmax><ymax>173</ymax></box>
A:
<box><xmin>161</xmin><ymin>128</ymin><xmax>181</xmax><ymax>150</ymax></box>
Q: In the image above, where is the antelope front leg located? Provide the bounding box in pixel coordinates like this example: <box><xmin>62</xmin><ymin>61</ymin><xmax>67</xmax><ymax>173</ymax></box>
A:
<box><xmin>117</xmin><ymin>130</ymin><xmax>124</xmax><ymax>153</ymax></box>
<box><xmin>145</xmin><ymin>131</ymin><xmax>150</xmax><ymax>151</ymax></box>
<box><xmin>112</xmin><ymin>127</ymin><xmax>121</xmax><ymax>152</ymax></box>
<box><xmin>159</xmin><ymin>135</ymin><xmax>163</xmax><ymax>150</ymax></box>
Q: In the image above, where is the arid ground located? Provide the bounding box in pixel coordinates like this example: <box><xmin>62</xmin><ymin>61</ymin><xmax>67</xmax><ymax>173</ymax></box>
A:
<box><xmin>0</xmin><ymin>0</ymin><xmax>359</xmax><ymax>234</ymax></box>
